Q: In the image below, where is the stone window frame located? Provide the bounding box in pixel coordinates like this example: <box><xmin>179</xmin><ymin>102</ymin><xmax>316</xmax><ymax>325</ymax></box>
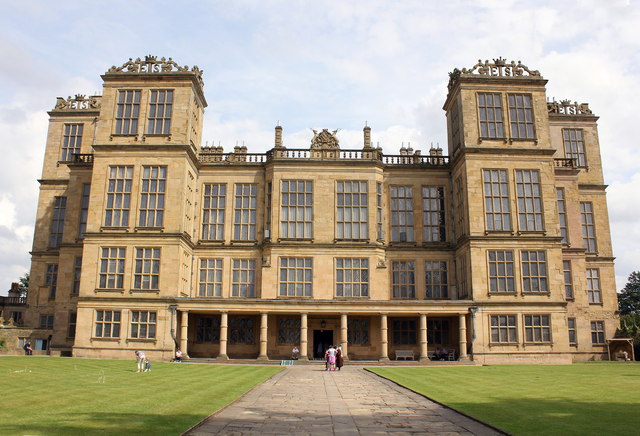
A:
<box><xmin>94</xmin><ymin>310</ymin><xmax>121</xmax><ymax>338</ymax></box>
<box><xmin>279</xmin><ymin>257</ymin><xmax>313</xmax><ymax>298</ymax></box>
<box><xmin>562</xmin><ymin>128</ymin><xmax>587</xmax><ymax>167</ymax></box>
<box><xmin>520</xmin><ymin>250</ymin><xmax>548</xmax><ymax>293</ymax></box>
<box><xmin>72</xmin><ymin>256</ymin><xmax>82</xmax><ymax>296</ymax></box>
<box><xmin>138</xmin><ymin>166</ymin><xmax>167</xmax><ymax>228</ymax></box>
<box><xmin>277</xmin><ymin>317</ymin><xmax>301</xmax><ymax>344</ymax></box>
<box><xmin>376</xmin><ymin>182</ymin><xmax>384</xmax><ymax>241</ymax></box>
<box><xmin>129</xmin><ymin>310</ymin><xmax>157</xmax><ymax>339</ymax></box>
<box><xmin>39</xmin><ymin>314</ymin><xmax>54</xmax><ymax>330</ymax></box>
<box><xmin>133</xmin><ymin>247</ymin><xmax>161</xmax><ymax>290</ymax></box>
<box><xmin>195</xmin><ymin>316</ymin><xmax>221</xmax><ymax>343</ymax></box>
<box><xmin>580</xmin><ymin>201</ymin><xmax>598</xmax><ymax>254</ymax></box>
<box><xmin>590</xmin><ymin>320</ymin><xmax>605</xmax><ymax>345</ymax></box>
<box><xmin>587</xmin><ymin>268</ymin><xmax>602</xmax><ymax>304</ymax></box>
<box><xmin>482</xmin><ymin>169</ymin><xmax>512</xmax><ymax>232</ymax></box>
<box><xmin>99</xmin><ymin>247</ymin><xmax>126</xmax><ymax>289</ymax></box>
<box><xmin>427</xmin><ymin>319</ymin><xmax>450</xmax><ymax>345</ymax></box>
<box><xmin>523</xmin><ymin>314</ymin><xmax>552</xmax><ymax>344</ymax></box>
<box><xmin>146</xmin><ymin>89</ymin><xmax>173</xmax><ymax>135</ymax></box>
<box><xmin>425</xmin><ymin>260</ymin><xmax>448</xmax><ymax>299</ymax></box>
<box><xmin>348</xmin><ymin>318</ymin><xmax>370</xmax><ymax>345</ymax></box>
<box><xmin>199</xmin><ymin>258</ymin><xmax>223</xmax><ymax>297</ymax></box>
<box><xmin>104</xmin><ymin>166</ymin><xmax>133</xmax><ymax>227</ymax></box>
<box><xmin>60</xmin><ymin>123</ymin><xmax>83</xmax><ymax>161</ymax></box>
<box><xmin>392</xmin><ymin>318</ymin><xmax>417</xmax><ymax>345</ymax></box>
<box><xmin>563</xmin><ymin>260</ymin><xmax>574</xmax><ymax>300</ymax></box>
<box><xmin>49</xmin><ymin>196</ymin><xmax>67</xmax><ymax>248</ymax></box>
<box><xmin>487</xmin><ymin>250</ymin><xmax>516</xmax><ymax>294</ymax></box>
<box><xmin>229</xmin><ymin>316</ymin><xmax>256</xmax><ymax>344</ymax></box>
<box><xmin>556</xmin><ymin>188</ymin><xmax>569</xmax><ymax>245</ymax></box>
<box><xmin>390</xmin><ymin>185</ymin><xmax>415</xmax><ymax>242</ymax></box>
<box><xmin>114</xmin><ymin>90</ymin><xmax>141</xmax><ymax>136</ymax></box>
<box><xmin>422</xmin><ymin>186</ymin><xmax>446</xmax><ymax>242</ymax></box>
<box><xmin>232</xmin><ymin>258</ymin><xmax>256</xmax><ymax>297</ymax></box>
<box><xmin>45</xmin><ymin>263</ymin><xmax>58</xmax><ymax>300</ymax></box>
<box><xmin>507</xmin><ymin>93</ymin><xmax>535</xmax><ymax>140</ymax></box>
<box><xmin>78</xmin><ymin>184</ymin><xmax>91</xmax><ymax>239</ymax></box>
<box><xmin>233</xmin><ymin>183</ymin><xmax>258</xmax><ymax>241</ymax></box>
<box><xmin>280</xmin><ymin>180</ymin><xmax>313</xmax><ymax>239</ymax></box>
<box><xmin>336</xmin><ymin>180</ymin><xmax>369</xmax><ymax>240</ymax></box>
<box><xmin>335</xmin><ymin>258</ymin><xmax>369</xmax><ymax>298</ymax></box>
<box><xmin>515</xmin><ymin>169</ymin><xmax>544</xmax><ymax>232</ymax></box>
<box><xmin>568</xmin><ymin>317</ymin><xmax>577</xmax><ymax>346</ymax></box>
<box><xmin>490</xmin><ymin>314</ymin><xmax>518</xmax><ymax>344</ymax></box>
<box><xmin>477</xmin><ymin>92</ymin><xmax>505</xmax><ymax>139</ymax></box>
<box><xmin>68</xmin><ymin>312</ymin><xmax>77</xmax><ymax>339</ymax></box>
<box><xmin>391</xmin><ymin>261</ymin><xmax>416</xmax><ymax>299</ymax></box>
<box><xmin>201</xmin><ymin>183</ymin><xmax>226</xmax><ymax>241</ymax></box>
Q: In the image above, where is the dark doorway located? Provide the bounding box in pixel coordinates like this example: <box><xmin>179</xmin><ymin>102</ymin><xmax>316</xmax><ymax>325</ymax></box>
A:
<box><xmin>313</xmin><ymin>330</ymin><xmax>333</xmax><ymax>358</ymax></box>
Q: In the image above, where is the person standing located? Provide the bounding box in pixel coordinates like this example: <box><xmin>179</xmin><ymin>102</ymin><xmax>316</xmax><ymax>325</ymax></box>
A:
<box><xmin>336</xmin><ymin>344</ymin><xmax>344</xmax><ymax>371</ymax></box>
<box><xmin>135</xmin><ymin>350</ymin><xmax>146</xmax><ymax>372</ymax></box>
<box><xmin>326</xmin><ymin>345</ymin><xmax>337</xmax><ymax>371</ymax></box>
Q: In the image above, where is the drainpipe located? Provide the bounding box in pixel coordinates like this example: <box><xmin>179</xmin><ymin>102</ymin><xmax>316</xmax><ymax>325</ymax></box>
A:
<box><xmin>169</xmin><ymin>304</ymin><xmax>178</xmax><ymax>350</ymax></box>
<box><xmin>469</xmin><ymin>306</ymin><xmax>478</xmax><ymax>358</ymax></box>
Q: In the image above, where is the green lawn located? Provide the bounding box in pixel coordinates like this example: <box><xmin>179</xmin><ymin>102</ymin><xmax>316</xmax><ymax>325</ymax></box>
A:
<box><xmin>0</xmin><ymin>356</ymin><xmax>282</xmax><ymax>436</ymax></box>
<box><xmin>369</xmin><ymin>364</ymin><xmax>640</xmax><ymax>436</ymax></box>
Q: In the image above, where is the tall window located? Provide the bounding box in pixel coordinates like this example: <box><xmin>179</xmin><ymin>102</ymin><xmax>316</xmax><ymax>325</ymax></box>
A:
<box><xmin>336</xmin><ymin>181</ymin><xmax>368</xmax><ymax>239</ymax></box>
<box><xmin>392</xmin><ymin>261</ymin><xmax>415</xmax><ymax>299</ymax></box>
<box><xmin>105</xmin><ymin>166</ymin><xmax>133</xmax><ymax>227</ymax></box>
<box><xmin>488</xmin><ymin>250</ymin><xmax>515</xmax><ymax>293</ymax></box>
<box><xmin>130</xmin><ymin>311</ymin><xmax>157</xmax><ymax>339</ymax></box>
<box><xmin>61</xmin><ymin>124</ymin><xmax>83</xmax><ymax>161</ymax></box>
<box><xmin>376</xmin><ymin>182</ymin><xmax>384</xmax><ymax>240</ymax></box>
<box><xmin>455</xmin><ymin>177</ymin><xmax>466</xmax><ymax>236</ymax></box>
<box><xmin>265</xmin><ymin>182</ymin><xmax>272</xmax><ymax>237</ymax></box>
<box><xmin>563</xmin><ymin>261</ymin><xmax>574</xmax><ymax>299</ymax></box>
<box><xmin>277</xmin><ymin>317</ymin><xmax>301</xmax><ymax>344</ymax></box>
<box><xmin>591</xmin><ymin>321</ymin><xmax>605</xmax><ymax>344</ymax></box>
<box><xmin>40</xmin><ymin>315</ymin><xmax>54</xmax><ymax>329</ymax></box>
<box><xmin>563</xmin><ymin>129</ymin><xmax>586</xmax><ymax>167</ymax></box>
<box><xmin>427</xmin><ymin>319</ymin><xmax>449</xmax><ymax>345</ymax></box>
<box><xmin>280</xmin><ymin>180</ymin><xmax>313</xmax><ymax>238</ymax></box>
<box><xmin>68</xmin><ymin>313</ymin><xmax>77</xmax><ymax>339</ymax></box>
<box><xmin>134</xmin><ymin>248</ymin><xmax>160</xmax><ymax>290</ymax></box>
<box><xmin>521</xmin><ymin>251</ymin><xmax>548</xmax><ymax>293</ymax></box>
<box><xmin>147</xmin><ymin>90</ymin><xmax>173</xmax><ymax>135</ymax></box>
<box><xmin>95</xmin><ymin>310</ymin><xmax>121</xmax><ymax>338</ymax></box>
<box><xmin>568</xmin><ymin>317</ymin><xmax>577</xmax><ymax>345</ymax></box>
<box><xmin>78</xmin><ymin>184</ymin><xmax>90</xmax><ymax>239</ymax></box>
<box><xmin>524</xmin><ymin>315</ymin><xmax>551</xmax><ymax>343</ymax></box>
<box><xmin>490</xmin><ymin>315</ymin><xmax>517</xmax><ymax>343</ymax></box>
<box><xmin>229</xmin><ymin>317</ymin><xmax>255</xmax><ymax>344</ymax></box>
<box><xmin>556</xmin><ymin>188</ymin><xmax>568</xmax><ymax>244</ymax></box>
<box><xmin>114</xmin><ymin>90</ymin><xmax>140</xmax><ymax>135</ymax></box>
<box><xmin>477</xmin><ymin>93</ymin><xmax>504</xmax><ymax>138</ymax></box>
<box><xmin>139</xmin><ymin>166</ymin><xmax>166</xmax><ymax>227</ymax></box>
<box><xmin>233</xmin><ymin>184</ymin><xmax>257</xmax><ymax>240</ymax></box>
<box><xmin>45</xmin><ymin>264</ymin><xmax>58</xmax><ymax>300</ymax></box>
<box><xmin>422</xmin><ymin>187</ymin><xmax>446</xmax><ymax>242</ymax></box>
<box><xmin>335</xmin><ymin>258</ymin><xmax>369</xmax><ymax>297</ymax></box>
<box><xmin>72</xmin><ymin>256</ymin><xmax>82</xmax><ymax>296</ymax></box>
<box><xmin>390</xmin><ymin>186</ymin><xmax>414</xmax><ymax>242</ymax></box>
<box><xmin>196</xmin><ymin>317</ymin><xmax>220</xmax><ymax>343</ymax></box>
<box><xmin>279</xmin><ymin>258</ymin><xmax>312</xmax><ymax>297</ymax></box>
<box><xmin>99</xmin><ymin>247</ymin><xmax>125</xmax><ymax>289</ymax></box>
<box><xmin>232</xmin><ymin>259</ymin><xmax>256</xmax><ymax>297</ymax></box>
<box><xmin>425</xmin><ymin>261</ymin><xmax>448</xmax><ymax>299</ymax></box>
<box><xmin>392</xmin><ymin>319</ymin><xmax>417</xmax><ymax>345</ymax></box>
<box><xmin>587</xmin><ymin>268</ymin><xmax>602</xmax><ymax>303</ymax></box>
<box><xmin>508</xmin><ymin>94</ymin><xmax>535</xmax><ymax>139</ymax></box>
<box><xmin>49</xmin><ymin>196</ymin><xmax>67</xmax><ymax>248</ymax></box>
<box><xmin>515</xmin><ymin>170</ymin><xmax>543</xmax><ymax>231</ymax></box>
<box><xmin>202</xmin><ymin>184</ymin><xmax>226</xmax><ymax>240</ymax></box>
<box><xmin>199</xmin><ymin>259</ymin><xmax>222</xmax><ymax>297</ymax></box>
<box><xmin>483</xmin><ymin>170</ymin><xmax>511</xmax><ymax>231</ymax></box>
<box><xmin>348</xmin><ymin>319</ymin><xmax>369</xmax><ymax>345</ymax></box>
<box><xmin>580</xmin><ymin>202</ymin><xmax>597</xmax><ymax>253</ymax></box>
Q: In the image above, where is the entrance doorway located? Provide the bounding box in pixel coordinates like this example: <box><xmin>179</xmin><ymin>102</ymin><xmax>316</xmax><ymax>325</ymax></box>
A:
<box><xmin>313</xmin><ymin>330</ymin><xmax>333</xmax><ymax>358</ymax></box>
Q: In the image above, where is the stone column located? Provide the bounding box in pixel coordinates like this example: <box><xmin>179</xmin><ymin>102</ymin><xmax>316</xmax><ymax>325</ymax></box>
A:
<box><xmin>380</xmin><ymin>313</ymin><xmax>389</xmax><ymax>362</ymax></box>
<box><xmin>218</xmin><ymin>312</ymin><xmax>229</xmax><ymax>360</ymax></box>
<box><xmin>179</xmin><ymin>310</ymin><xmax>189</xmax><ymax>357</ymax></box>
<box><xmin>300</xmin><ymin>313</ymin><xmax>308</xmax><ymax>361</ymax></box>
<box><xmin>340</xmin><ymin>313</ymin><xmax>348</xmax><ymax>360</ymax></box>
<box><xmin>258</xmin><ymin>312</ymin><xmax>268</xmax><ymax>360</ymax></box>
<box><xmin>419</xmin><ymin>313</ymin><xmax>429</xmax><ymax>361</ymax></box>
<box><xmin>459</xmin><ymin>313</ymin><xmax>468</xmax><ymax>360</ymax></box>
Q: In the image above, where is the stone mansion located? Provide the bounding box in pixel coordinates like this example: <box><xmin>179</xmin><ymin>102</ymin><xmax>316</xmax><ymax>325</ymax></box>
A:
<box><xmin>22</xmin><ymin>56</ymin><xmax>618</xmax><ymax>364</ymax></box>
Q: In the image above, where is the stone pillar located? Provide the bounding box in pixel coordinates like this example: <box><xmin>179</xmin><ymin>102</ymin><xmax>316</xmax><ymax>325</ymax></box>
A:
<box><xmin>275</xmin><ymin>125</ymin><xmax>283</xmax><ymax>148</ymax></box>
<box><xmin>300</xmin><ymin>313</ymin><xmax>308</xmax><ymax>361</ymax></box>
<box><xmin>218</xmin><ymin>312</ymin><xmax>229</xmax><ymax>360</ymax></box>
<box><xmin>258</xmin><ymin>312</ymin><xmax>268</xmax><ymax>360</ymax></box>
<box><xmin>363</xmin><ymin>125</ymin><xmax>372</xmax><ymax>149</ymax></box>
<box><xmin>419</xmin><ymin>313</ymin><xmax>429</xmax><ymax>361</ymax></box>
<box><xmin>340</xmin><ymin>313</ymin><xmax>348</xmax><ymax>360</ymax></box>
<box><xmin>380</xmin><ymin>313</ymin><xmax>389</xmax><ymax>362</ymax></box>
<box><xmin>179</xmin><ymin>310</ymin><xmax>189</xmax><ymax>357</ymax></box>
<box><xmin>459</xmin><ymin>313</ymin><xmax>468</xmax><ymax>360</ymax></box>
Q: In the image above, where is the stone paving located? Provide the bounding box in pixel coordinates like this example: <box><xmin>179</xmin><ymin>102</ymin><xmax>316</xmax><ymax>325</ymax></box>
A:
<box><xmin>186</xmin><ymin>364</ymin><xmax>504</xmax><ymax>436</ymax></box>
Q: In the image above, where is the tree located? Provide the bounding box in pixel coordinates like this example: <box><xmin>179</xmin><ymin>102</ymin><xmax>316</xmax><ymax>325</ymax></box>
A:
<box><xmin>17</xmin><ymin>272</ymin><xmax>29</xmax><ymax>297</ymax></box>
<box><xmin>618</xmin><ymin>271</ymin><xmax>640</xmax><ymax>315</ymax></box>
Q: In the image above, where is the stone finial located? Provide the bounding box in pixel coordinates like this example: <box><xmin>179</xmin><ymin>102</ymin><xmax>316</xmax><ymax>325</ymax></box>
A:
<box><xmin>275</xmin><ymin>125</ymin><xmax>283</xmax><ymax>148</ymax></box>
<box><xmin>363</xmin><ymin>125</ymin><xmax>372</xmax><ymax>149</ymax></box>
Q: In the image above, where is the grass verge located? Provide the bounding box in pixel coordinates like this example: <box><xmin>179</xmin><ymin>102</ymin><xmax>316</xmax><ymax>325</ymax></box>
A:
<box><xmin>0</xmin><ymin>356</ymin><xmax>282</xmax><ymax>436</ymax></box>
<box><xmin>369</xmin><ymin>364</ymin><xmax>640</xmax><ymax>436</ymax></box>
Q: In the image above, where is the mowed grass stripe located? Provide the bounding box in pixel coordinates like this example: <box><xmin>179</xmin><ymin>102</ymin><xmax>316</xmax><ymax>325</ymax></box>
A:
<box><xmin>0</xmin><ymin>357</ymin><xmax>282</xmax><ymax>436</ymax></box>
<box><xmin>369</xmin><ymin>364</ymin><xmax>640</xmax><ymax>436</ymax></box>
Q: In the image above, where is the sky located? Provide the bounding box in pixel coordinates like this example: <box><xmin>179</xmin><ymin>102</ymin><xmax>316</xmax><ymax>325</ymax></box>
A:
<box><xmin>0</xmin><ymin>0</ymin><xmax>639</xmax><ymax>295</ymax></box>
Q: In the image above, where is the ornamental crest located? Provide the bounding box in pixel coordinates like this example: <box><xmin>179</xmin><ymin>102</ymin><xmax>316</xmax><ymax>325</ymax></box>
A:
<box><xmin>310</xmin><ymin>129</ymin><xmax>340</xmax><ymax>149</ymax></box>
<box><xmin>106</xmin><ymin>55</ymin><xmax>204</xmax><ymax>87</ymax></box>
<box><xmin>53</xmin><ymin>94</ymin><xmax>101</xmax><ymax>111</ymax></box>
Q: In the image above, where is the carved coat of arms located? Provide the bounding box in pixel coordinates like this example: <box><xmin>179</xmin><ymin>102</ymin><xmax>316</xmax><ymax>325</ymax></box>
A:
<box><xmin>310</xmin><ymin>129</ymin><xmax>340</xmax><ymax>149</ymax></box>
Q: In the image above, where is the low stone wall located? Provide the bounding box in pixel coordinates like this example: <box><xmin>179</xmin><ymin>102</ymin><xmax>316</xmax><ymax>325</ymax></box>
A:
<box><xmin>0</xmin><ymin>325</ymin><xmax>48</xmax><ymax>356</ymax></box>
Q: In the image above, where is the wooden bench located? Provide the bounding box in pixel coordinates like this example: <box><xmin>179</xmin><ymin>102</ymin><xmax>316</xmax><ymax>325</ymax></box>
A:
<box><xmin>395</xmin><ymin>350</ymin><xmax>414</xmax><ymax>360</ymax></box>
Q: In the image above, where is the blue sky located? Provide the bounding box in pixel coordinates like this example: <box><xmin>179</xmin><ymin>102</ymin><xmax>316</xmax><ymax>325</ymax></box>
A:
<box><xmin>0</xmin><ymin>0</ymin><xmax>639</xmax><ymax>294</ymax></box>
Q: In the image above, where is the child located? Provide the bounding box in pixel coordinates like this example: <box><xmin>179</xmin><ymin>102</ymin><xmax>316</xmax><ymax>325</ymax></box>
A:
<box><xmin>144</xmin><ymin>358</ymin><xmax>151</xmax><ymax>372</ymax></box>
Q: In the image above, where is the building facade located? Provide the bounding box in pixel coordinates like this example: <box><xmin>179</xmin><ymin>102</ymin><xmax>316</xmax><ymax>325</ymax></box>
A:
<box><xmin>23</xmin><ymin>56</ymin><xmax>618</xmax><ymax>363</ymax></box>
